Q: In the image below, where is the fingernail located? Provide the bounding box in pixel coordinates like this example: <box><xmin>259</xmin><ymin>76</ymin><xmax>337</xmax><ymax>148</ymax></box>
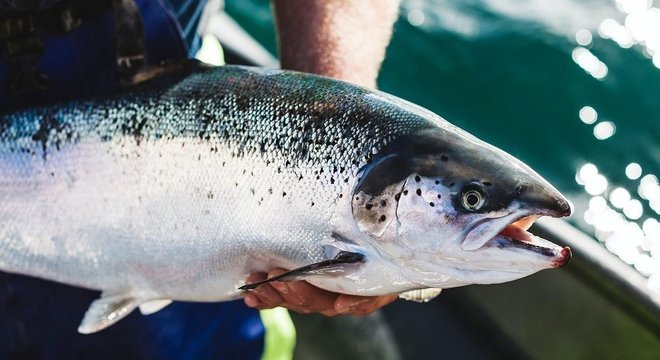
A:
<box><xmin>244</xmin><ymin>294</ymin><xmax>258</xmax><ymax>308</ymax></box>
<box><xmin>271</xmin><ymin>282</ymin><xmax>289</xmax><ymax>295</ymax></box>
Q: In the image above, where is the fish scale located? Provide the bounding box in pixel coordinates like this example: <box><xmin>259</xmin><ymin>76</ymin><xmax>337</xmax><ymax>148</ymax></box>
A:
<box><xmin>0</xmin><ymin>64</ymin><xmax>426</xmax><ymax>293</ymax></box>
<box><xmin>0</xmin><ymin>63</ymin><xmax>572</xmax><ymax>333</ymax></box>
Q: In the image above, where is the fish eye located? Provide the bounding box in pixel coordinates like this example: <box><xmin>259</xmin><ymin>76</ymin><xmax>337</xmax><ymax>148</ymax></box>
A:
<box><xmin>461</xmin><ymin>183</ymin><xmax>487</xmax><ymax>211</ymax></box>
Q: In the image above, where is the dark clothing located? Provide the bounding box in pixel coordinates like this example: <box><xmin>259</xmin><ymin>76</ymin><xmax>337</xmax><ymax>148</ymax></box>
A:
<box><xmin>0</xmin><ymin>0</ymin><xmax>189</xmax><ymax>110</ymax></box>
<box><xmin>0</xmin><ymin>1</ymin><xmax>265</xmax><ymax>358</ymax></box>
<box><xmin>0</xmin><ymin>274</ymin><xmax>264</xmax><ymax>360</ymax></box>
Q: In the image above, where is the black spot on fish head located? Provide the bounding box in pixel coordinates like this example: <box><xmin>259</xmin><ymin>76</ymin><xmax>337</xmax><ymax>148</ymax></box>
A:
<box><xmin>352</xmin><ymin>181</ymin><xmax>401</xmax><ymax>239</ymax></box>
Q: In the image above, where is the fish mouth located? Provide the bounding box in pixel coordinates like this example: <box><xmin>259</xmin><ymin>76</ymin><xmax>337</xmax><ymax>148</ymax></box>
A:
<box><xmin>488</xmin><ymin>215</ymin><xmax>572</xmax><ymax>268</ymax></box>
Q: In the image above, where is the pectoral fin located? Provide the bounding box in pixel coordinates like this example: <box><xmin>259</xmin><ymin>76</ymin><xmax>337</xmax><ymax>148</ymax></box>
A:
<box><xmin>78</xmin><ymin>292</ymin><xmax>138</xmax><ymax>334</ymax></box>
<box><xmin>398</xmin><ymin>288</ymin><xmax>443</xmax><ymax>303</ymax></box>
<box><xmin>239</xmin><ymin>251</ymin><xmax>365</xmax><ymax>291</ymax></box>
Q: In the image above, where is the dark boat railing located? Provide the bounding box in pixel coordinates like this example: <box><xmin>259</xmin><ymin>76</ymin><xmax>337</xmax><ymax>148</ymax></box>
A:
<box><xmin>533</xmin><ymin>218</ymin><xmax>660</xmax><ymax>334</ymax></box>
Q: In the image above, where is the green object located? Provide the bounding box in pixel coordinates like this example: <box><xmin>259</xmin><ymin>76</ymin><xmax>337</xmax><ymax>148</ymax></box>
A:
<box><xmin>260</xmin><ymin>308</ymin><xmax>296</xmax><ymax>360</ymax></box>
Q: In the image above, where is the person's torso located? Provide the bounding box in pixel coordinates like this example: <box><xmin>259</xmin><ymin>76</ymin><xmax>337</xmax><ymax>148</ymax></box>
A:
<box><xmin>0</xmin><ymin>0</ymin><xmax>206</xmax><ymax>111</ymax></box>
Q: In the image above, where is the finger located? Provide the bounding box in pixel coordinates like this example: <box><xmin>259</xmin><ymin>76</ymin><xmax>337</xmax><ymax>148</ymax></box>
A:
<box><xmin>263</xmin><ymin>268</ymin><xmax>339</xmax><ymax>314</ymax></box>
<box><xmin>319</xmin><ymin>308</ymin><xmax>340</xmax><ymax>317</ymax></box>
<box><xmin>245</xmin><ymin>271</ymin><xmax>268</xmax><ymax>285</ymax></box>
<box><xmin>277</xmin><ymin>280</ymin><xmax>339</xmax><ymax>314</ymax></box>
<box><xmin>265</xmin><ymin>268</ymin><xmax>288</xmax><ymax>283</ymax></box>
<box><xmin>244</xmin><ymin>271</ymin><xmax>286</xmax><ymax>309</ymax></box>
<box><xmin>262</xmin><ymin>269</ymin><xmax>294</xmax><ymax>301</ymax></box>
<box><xmin>243</xmin><ymin>272</ymin><xmax>268</xmax><ymax>308</ymax></box>
<box><xmin>351</xmin><ymin>294</ymin><xmax>398</xmax><ymax>316</ymax></box>
<box><xmin>249</xmin><ymin>283</ymin><xmax>287</xmax><ymax>309</ymax></box>
<box><xmin>334</xmin><ymin>294</ymin><xmax>397</xmax><ymax>316</ymax></box>
<box><xmin>244</xmin><ymin>293</ymin><xmax>260</xmax><ymax>308</ymax></box>
<box><xmin>334</xmin><ymin>295</ymin><xmax>374</xmax><ymax>315</ymax></box>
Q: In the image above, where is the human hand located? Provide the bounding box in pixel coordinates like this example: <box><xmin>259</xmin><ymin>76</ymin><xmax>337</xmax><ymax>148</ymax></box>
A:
<box><xmin>243</xmin><ymin>268</ymin><xmax>398</xmax><ymax>316</ymax></box>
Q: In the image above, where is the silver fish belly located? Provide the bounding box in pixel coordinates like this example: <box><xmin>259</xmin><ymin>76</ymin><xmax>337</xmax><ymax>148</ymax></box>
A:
<box><xmin>0</xmin><ymin>64</ymin><xmax>572</xmax><ymax>333</ymax></box>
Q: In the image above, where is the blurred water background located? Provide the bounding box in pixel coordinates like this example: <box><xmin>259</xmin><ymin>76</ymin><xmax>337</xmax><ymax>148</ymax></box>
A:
<box><xmin>225</xmin><ymin>0</ymin><xmax>660</xmax><ymax>294</ymax></box>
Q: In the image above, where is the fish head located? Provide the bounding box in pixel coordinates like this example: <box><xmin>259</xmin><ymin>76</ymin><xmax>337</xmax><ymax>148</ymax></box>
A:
<box><xmin>352</xmin><ymin>126</ymin><xmax>572</xmax><ymax>287</ymax></box>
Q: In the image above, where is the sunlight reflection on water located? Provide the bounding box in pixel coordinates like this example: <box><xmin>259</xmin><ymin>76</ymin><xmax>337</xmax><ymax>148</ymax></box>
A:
<box><xmin>576</xmin><ymin>161</ymin><xmax>660</xmax><ymax>288</ymax></box>
<box><xmin>398</xmin><ymin>0</ymin><xmax>659</xmax><ymax>292</ymax></box>
<box><xmin>568</xmin><ymin>1</ymin><xmax>660</xmax><ymax>292</ymax></box>
<box><xmin>572</xmin><ymin>47</ymin><xmax>609</xmax><ymax>79</ymax></box>
<box><xmin>601</xmin><ymin>0</ymin><xmax>660</xmax><ymax>68</ymax></box>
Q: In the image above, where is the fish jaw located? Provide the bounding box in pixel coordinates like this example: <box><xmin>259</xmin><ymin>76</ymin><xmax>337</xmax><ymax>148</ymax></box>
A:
<box><xmin>456</xmin><ymin>198</ymin><xmax>573</xmax><ymax>273</ymax></box>
<box><xmin>481</xmin><ymin>229</ymin><xmax>572</xmax><ymax>271</ymax></box>
<box><xmin>384</xmin><ymin>229</ymin><xmax>572</xmax><ymax>288</ymax></box>
<box><xmin>422</xmin><ymin>207</ymin><xmax>573</xmax><ymax>285</ymax></box>
<box><xmin>491</xmin><ymin>218</ymin><xmax>572</xmax><ymax>269</ymax></box>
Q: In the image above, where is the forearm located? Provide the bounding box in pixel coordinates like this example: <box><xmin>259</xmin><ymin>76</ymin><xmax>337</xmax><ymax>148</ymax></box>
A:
<box><xmin>272</xmin><ymin>0</ymin><xmax>400</xmax><ymax>88</ymax></box>
<box><xmin>246</xmin><ymin>1</ymin><xmax>401</xmax><ymax>315</ymax></box>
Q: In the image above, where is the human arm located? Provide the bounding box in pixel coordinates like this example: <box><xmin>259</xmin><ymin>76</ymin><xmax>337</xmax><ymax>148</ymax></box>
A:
<box><xmin>243</xmin><ymin>0</ymin><xmax>401</xmax><ymax>316</ymax></box>
<box><xmin>272</xmin><ymin>0</ymin><xmax>400</xmax><ymax>88</ymax></box>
